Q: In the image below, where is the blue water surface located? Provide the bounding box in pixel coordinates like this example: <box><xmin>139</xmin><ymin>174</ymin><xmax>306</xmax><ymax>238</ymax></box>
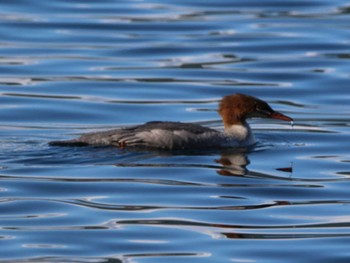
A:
<box><xmin>0</xmin><ymin>0</ymin><xmax>350</xmax><ymax>262</ymax></box>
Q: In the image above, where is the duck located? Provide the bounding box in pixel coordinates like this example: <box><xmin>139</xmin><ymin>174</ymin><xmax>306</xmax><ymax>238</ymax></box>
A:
<box><xmin>49</xmin><ymin>93</ymin><xmax>293</xmax><ymax>150</ymax></box>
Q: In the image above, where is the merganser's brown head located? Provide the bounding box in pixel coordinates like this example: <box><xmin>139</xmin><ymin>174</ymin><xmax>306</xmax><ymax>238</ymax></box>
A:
<box><xmin>218</xmin><ymin>94</ymin><xmax>293</xmax><ymax>127</ymax></box>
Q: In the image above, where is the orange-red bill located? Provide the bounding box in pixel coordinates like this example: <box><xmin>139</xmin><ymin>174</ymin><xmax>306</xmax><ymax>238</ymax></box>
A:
<box><xmin>270</xmin><ymin>111</ymin><xmax>293</xmax><ymax>122</ymax></box>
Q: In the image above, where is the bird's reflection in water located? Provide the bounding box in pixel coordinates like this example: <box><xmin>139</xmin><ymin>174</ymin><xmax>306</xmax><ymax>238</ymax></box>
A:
<box><xmin>215</xmin><ymin>147</ymin><xmax>293</xmax><ymax>179</ymax></box>
<box><xmin>215</xmin><ymin>148</ymin><xmax>250</xmax><ymax>177</ymax></box>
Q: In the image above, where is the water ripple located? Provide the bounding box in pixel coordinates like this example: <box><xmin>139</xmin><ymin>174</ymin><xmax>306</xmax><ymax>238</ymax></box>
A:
<box><xmin>0</xmin><ymin>0</ymin><xmax>350</xmax><ymax>262</ymax></box>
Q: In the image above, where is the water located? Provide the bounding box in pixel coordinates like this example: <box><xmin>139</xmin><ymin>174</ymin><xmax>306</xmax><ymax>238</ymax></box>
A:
<box><xmin>0</xmin><ymin>0</ymin><xmax>350</xmax><ymax>262</ymax></box>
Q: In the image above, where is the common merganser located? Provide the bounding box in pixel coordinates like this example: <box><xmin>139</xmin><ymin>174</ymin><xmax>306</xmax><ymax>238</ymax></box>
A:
<box><xmin>49</xmin><ymin>94</ymin><xmax>292</xmax><ymax>150</ymax></box>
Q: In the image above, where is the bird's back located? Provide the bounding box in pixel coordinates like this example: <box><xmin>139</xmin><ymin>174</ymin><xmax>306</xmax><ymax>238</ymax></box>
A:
<box><xmin>50</xmin><ymin>121</ymin><xmax>222</xmax><ymax>149</ymax></box>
